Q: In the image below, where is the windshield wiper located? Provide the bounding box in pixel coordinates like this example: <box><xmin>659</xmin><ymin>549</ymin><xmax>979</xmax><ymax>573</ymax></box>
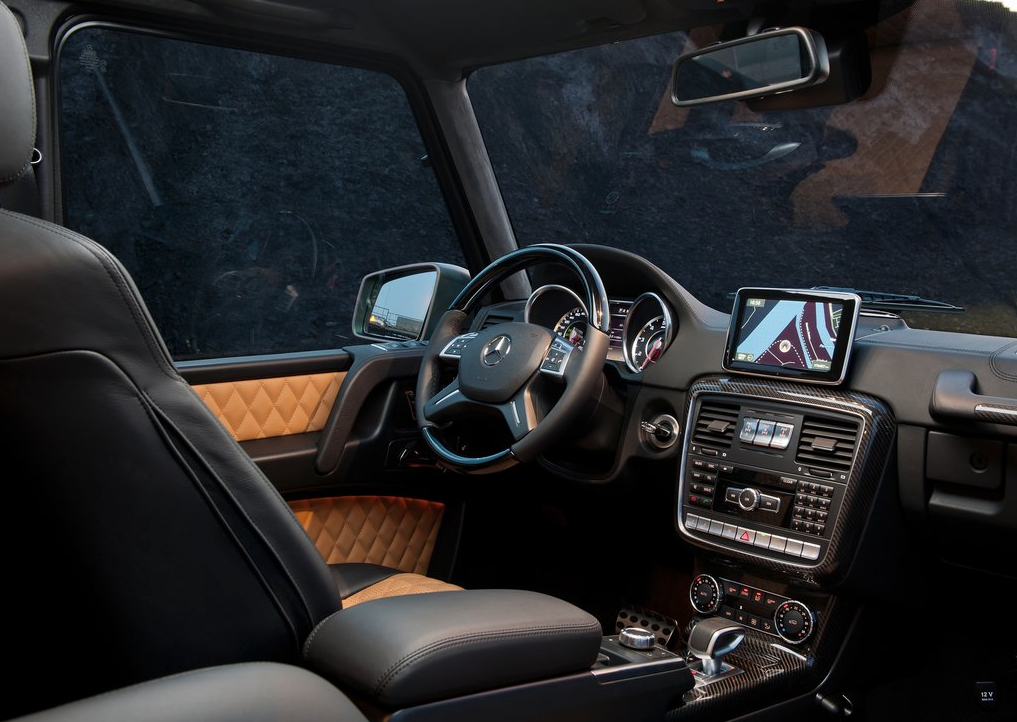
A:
<box><xmin>811</xmin><ymin>286</ymin><xmax>964</xmax><ymax>314</ymax></box>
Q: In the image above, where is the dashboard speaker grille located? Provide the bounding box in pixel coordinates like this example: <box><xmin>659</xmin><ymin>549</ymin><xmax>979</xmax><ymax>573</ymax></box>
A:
<box><xmin>795</xmin><ymin>416</ymin><xmax>858</xmax><ymax>471</ymax></box>
<box><xmin>692</xmin><ymin>401</ymin><xmax>739</xmax><ymax>448</ymax></box>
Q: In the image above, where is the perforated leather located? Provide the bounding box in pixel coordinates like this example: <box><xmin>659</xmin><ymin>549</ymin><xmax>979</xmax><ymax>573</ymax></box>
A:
<box><xmin>342</xmin><ymin>573</ymin><xmax>461</xmax><ymax>608</ymax></box>
<box><xmin>289</xmin><ymin>496</ymin><xmax>444</xmax><ymax>575</ymax></box>
<box><xmin>192</xmin><ymin>372</ymin><xmax>344</xmax><ymax>441</ymax></box>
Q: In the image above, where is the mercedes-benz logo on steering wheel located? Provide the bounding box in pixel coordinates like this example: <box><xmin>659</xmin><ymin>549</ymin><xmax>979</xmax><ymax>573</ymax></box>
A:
<box><xmin>483</xmin><ymin>335</ymin><xmax>512</xmax><ymax>366</ymax></box>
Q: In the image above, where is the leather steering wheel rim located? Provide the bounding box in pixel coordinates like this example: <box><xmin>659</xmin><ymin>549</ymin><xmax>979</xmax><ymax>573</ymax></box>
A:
<box><xmin>415</xmin><ymin>244</ymin><xmax>610</xmax><ymax>474</ymax></box>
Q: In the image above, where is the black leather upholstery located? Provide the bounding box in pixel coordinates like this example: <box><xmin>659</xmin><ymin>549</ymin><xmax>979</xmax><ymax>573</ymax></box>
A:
<box><xmin>0</xmin><ymin>14</ymin><xmax>342</xmax><ymax>715</ymax></box>
<box><xmin>6</xmin><ymin>664</ymin><xmax>368</xmax><ymax>722</ymax></box>
<box><xmin>304</xmin><ymin>589</ymin><xmax>603</xmax><ymax>707</ymax></box>
<box><xmin>0</xmin><ymin>3</ymin><xmax>33</xmax><ymax>186</ymax></box>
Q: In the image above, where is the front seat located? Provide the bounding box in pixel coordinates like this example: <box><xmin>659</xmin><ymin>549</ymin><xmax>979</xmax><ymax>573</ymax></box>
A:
<box><xmin>0</xmin><ymin>3</ymin><xmax>463</xmax><ymax>718</ymax></box>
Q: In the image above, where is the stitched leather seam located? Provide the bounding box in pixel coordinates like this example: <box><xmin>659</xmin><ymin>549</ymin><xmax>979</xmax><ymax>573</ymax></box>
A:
<box><xmin>374</xmin><ymin>621</ymin><xmax>601</xmax><ymax>695</ymax></box>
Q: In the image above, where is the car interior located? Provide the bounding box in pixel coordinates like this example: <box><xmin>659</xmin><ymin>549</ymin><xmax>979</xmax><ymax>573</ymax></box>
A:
<box><xmin>1</xmin><ymin>0</ymin><xmax>1016</xmax><ymax>721</ymax></box>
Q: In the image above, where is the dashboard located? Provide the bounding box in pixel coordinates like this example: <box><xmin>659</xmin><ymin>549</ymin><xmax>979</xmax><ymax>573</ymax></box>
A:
<box><xmin>458</xmin><ymin>242</ymin><xmax>1017</xmax><ymax>712</ymax></box>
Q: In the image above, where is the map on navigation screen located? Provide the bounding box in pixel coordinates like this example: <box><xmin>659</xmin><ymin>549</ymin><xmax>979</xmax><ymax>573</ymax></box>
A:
<box><xmin>732</xmin><ymin>298</ymin><xmax>841</xmax><ymax>372</ymax></box>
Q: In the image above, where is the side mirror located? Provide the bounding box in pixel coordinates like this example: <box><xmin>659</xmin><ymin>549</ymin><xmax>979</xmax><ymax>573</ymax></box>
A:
<box><xmin>670</xmin><ymin>27</ymin><xmax>830</xmax><ymax>106</ymax></box>
<box><xmin>353</xmin><ymin>263</ymin><xmax>470</xmax><ymax>343</ymax></box>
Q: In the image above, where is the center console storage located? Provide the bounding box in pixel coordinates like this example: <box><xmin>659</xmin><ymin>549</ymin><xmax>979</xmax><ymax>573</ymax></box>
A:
<box><xmin>303</xmin><ymin>589</ymin><xmax>693</xmax><ymax>722</ymax></box>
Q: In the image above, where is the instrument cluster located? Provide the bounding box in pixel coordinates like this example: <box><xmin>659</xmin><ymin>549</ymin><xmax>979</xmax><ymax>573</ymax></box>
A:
<box><xmin>524</xmin><ymin>284</ymin><xmax>675</xmax><ymax>373</ymax></box>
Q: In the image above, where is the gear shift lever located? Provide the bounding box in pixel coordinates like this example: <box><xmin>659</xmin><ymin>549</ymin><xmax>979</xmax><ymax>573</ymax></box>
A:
<box><xmin>687</xmin><ymin>617</ymin><xmax>745</xmax><ymax>677</ymax></box>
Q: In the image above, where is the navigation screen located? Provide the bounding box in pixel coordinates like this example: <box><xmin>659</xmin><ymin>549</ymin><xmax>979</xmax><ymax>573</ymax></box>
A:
<box><xmin>723</xmin><ymin>288</ymin><xmax>860</xmax><ymax>384</ymax></box>
<box><xmin>733</xmin><ymin>298</ymin><xmax>840</xmax><ymax>372</ymax></box>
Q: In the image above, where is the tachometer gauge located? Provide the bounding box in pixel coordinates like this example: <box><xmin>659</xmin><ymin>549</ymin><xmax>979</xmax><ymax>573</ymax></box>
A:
<box><xmin>631</xmin><ymin>317</ymin><xmax>668</xmax><ymax>370</ymax></box>
<box><xmin>554</xmin><ymin>307</ymin><xmax>587</xmax><ymax>348</ymax></box>
<box><xmin>622</xmin><ymin>292</ymin><xmax>675</xmax><ymax>373</ymax></box>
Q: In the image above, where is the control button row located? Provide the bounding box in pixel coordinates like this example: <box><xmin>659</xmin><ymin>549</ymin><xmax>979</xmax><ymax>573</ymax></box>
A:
<box><xmin>692</xmin><ymin>459</ymin><xmax>719</xmax><ymax>472</ymax></box>
<box><xmin>791</xmin><ymin>519</ymin><xmax>826</xmax><ymax>536</ymax></box>
<box><xmin>686</xmin><ymin>494</ymin><xmax>714</xmax><ymax>509</ymax></box>
<box><xmin>739</xmin><ymin>418</ymin><xmax>795</xmax><ymax>450</ymax></box>
<box><xmin>794</xmin><ymin>506</ymin><xmax>829</xmax><ymax>523</ymax></box>
<box><xmin>684</xmin><ymin>514</ymin><xmax>821</xmax><ymax>561</ymax></box>
<box><xmin>691</xmin><ymin>470</ymin><xmax>717</xmax><ymax>484</ymax></box>
<box><xmin>718</xmin><ymin>606</ymin><xmax>776</xmax><ymax>635</ymax></box>
<box><xmin>721</xmin><ymin>581</ymin><xmax>782</xmax><ymax>609</ymax></box>
<box><xmin>796</xmin><ymin>480</ymin><xmax>835</xmax><ymax>498</ymax></box>
<box><xmin>795</xmin><ymin>493</ymin><xmax>832</xmax><ymax>510</ymax></box>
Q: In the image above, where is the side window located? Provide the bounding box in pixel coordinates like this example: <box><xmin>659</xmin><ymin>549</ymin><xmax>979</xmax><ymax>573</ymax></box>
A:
<box><xmin>59</xmin><ymin>27</ymin><xmax>465</xmax><ymax>360</ymax></box>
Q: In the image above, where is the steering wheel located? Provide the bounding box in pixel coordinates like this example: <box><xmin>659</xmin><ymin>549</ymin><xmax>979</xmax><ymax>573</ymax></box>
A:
<box><xmin>415</xmin><ymin>244</ymin><xmax>610</xmax><ymax>474</ymax></box>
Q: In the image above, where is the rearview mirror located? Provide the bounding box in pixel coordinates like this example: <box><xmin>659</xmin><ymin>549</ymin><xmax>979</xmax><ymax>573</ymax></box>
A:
<box><xmin>670</xmin><ymin>27</ymin><xmax>829</xmax><ymax>106</ymax></box>
<box><xmin>353</xmin><ymin>263</ymin><xmax>470</xmax><ymax>343</ymax></box>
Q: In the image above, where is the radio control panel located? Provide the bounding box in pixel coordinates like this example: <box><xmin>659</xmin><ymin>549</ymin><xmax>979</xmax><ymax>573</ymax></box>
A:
<box><xmin>677</xmin><ymin>396</ymin><xmax>860</xmax><ymax>566</ymax></box>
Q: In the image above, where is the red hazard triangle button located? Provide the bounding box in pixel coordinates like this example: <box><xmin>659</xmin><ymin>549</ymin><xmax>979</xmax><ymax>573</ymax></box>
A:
<box><xmin>739</xmin><ymin>531</ymin><xmax>750</xmax><ymax>542</ymax></box>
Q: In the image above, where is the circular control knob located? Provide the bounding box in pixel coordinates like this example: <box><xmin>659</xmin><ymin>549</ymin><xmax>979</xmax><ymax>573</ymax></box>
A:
<box><xmin>619</xmin><ymin>627</ymin><xmax>656</xmax><ymax>650</ymax></box>
<box><xmin>689</xmin><ymin>574</ymin><xmax>724</xmax><ymax>614</ymax></box>
<box><xmin>774</xmin><ymin>600</ymin><xmax>815</xmax><ymax>644</ymax></box>
<box><xmin>738</xmin><ymin>487</ymin><xmax>761</xmax><ymax>512</ymax></box>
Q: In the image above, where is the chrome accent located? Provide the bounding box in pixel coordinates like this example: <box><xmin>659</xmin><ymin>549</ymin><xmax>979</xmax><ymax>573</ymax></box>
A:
<box><xmin>482</xmin><ymin>335</ymin><xmax>512</xmax><ymax>366</ymax></box>
<box><xmin>618</xmin><ymin>627</ymin><xmax>656</xmax><ymax>651</ymax></box>
<box><xmin>621</xmin><ymin>292</ymin><xmax>674</xmax><ymax>374</ymax></box>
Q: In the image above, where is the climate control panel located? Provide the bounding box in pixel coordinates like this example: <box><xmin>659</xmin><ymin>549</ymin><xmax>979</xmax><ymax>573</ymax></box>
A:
<box><xmin>689</xmin><ymin>574</ymin><xmax>816</xmax><ymax>645</ymax></box>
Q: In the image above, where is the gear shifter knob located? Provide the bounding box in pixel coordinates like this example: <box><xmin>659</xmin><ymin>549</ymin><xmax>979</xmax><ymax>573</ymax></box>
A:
<box><xmin>687</xmin><ymin>617</ymin><xmax>745</xmax><ymax>677</ymax></box>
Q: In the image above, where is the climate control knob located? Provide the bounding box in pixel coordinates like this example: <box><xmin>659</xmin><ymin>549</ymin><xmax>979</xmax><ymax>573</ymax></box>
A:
<box><xmin>774</xmin><ymin>600</ymin><xmax>815</xmax><ymax>644</ymax></box>
<box><xmin>689</xmin><ymin>574</ymin><xmax>724</xmax><ymax>614</ymax></box>
<box><xmin>738</xmin><ymin>487</ymin><xmax>761</xmax><ymax>511</ymax></box>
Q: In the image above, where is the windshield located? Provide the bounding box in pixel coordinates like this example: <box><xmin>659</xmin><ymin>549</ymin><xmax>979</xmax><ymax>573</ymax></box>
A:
<box><xmin>468</xmin><ymin>0</ymin><xmax>1017</xmax><ymax>337</ymax></box>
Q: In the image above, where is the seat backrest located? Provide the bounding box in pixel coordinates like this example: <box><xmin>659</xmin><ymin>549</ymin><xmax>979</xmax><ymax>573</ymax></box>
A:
<box><xmin>0</xmin><ymin>4</ymin><xmax>341</xmax><ymax>718</ymax></box>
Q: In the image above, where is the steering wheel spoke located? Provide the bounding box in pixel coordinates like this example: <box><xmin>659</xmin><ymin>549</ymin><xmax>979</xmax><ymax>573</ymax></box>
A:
<box><xmin>421</xmin><ymin>378</ymin><xmax>468</xmax><ymax>423</ymax></box>
<box><xmin>497</xmin><ymin>381</ymin><xmax>542</xmax><ymax>441</ymax></box>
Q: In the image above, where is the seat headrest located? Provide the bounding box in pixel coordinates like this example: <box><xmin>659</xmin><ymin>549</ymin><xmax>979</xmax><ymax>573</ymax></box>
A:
<box><xmin>0</xmin><ymin>2</ymin><xmax>35</xmax><ymax>189</ymax></box>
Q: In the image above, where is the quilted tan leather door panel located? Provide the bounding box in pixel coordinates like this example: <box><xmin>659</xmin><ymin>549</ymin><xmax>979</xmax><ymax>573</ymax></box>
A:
<box><xmin>191</xmin><ymin>372</ymin><xmax>344</xmax><ymax>441</ymax></box>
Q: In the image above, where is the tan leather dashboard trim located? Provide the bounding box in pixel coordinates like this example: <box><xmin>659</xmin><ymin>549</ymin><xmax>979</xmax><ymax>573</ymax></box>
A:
<box><xmin>191</xmin><ymin>371</ymin><xmax>345</xmax><ymax>441</ymax></box>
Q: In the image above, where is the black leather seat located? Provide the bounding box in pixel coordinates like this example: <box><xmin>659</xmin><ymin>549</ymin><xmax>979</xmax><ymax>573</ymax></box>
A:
<box><xmin>0</xmin><ymin>3</ymin><xmax>460</xmax><ymax>718</ymax></box>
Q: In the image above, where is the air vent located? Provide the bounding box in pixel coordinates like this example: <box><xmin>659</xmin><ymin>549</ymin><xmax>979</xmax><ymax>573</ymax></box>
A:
<box><xmin>479</xmin><ymin>310</ymin><xmax>516</xmax><ymax>330</ymax></box>
<box><xmin>692</xmin><ymin>401</ymin><xmax>739</xmax><ymax>448</ymax></box>
<box><xmin>795</xmin><ymin>416</ymin><xmax>859</xmax><ymax>471</ymax></box>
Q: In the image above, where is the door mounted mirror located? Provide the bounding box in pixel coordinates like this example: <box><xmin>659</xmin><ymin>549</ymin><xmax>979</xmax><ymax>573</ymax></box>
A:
<box><xmin>353</xmin><ymin>263</ymin><xmax>470</xmax><ymax>342</ymax></box>
<box><xmin>670</xmin><ymin>27</ymin><xmax>830</xmax><ymax>106</ymax></box>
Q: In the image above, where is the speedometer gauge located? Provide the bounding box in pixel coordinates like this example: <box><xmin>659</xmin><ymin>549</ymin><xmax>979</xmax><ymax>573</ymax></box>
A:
<box><xmin>554</xmin><ymin>308</ymin><xmax>587</xmax><ymax>347</ymax></box>
<box><xmin>622</xmin><ymin>292</ymin><xmax>674</xmax><ymax>373</ymax></box>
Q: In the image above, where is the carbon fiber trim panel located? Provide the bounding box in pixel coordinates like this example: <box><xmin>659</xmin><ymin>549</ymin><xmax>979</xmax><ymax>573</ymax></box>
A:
<box><xmin>668</xmin><ymin>590</ymin><xmax>857</xmax><ymax>721</ymax></box>
<box><xmin>676</xmin><ymin>375</ymin><xmax>896</xmax><ymax>587</ymax></box>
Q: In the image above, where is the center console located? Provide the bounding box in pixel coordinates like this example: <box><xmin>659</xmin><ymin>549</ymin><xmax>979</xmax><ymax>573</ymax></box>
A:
<box><xmin>676</xmin><ymin>376</ymin><xmax>894</xmax><ymax>581</ymax></box>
